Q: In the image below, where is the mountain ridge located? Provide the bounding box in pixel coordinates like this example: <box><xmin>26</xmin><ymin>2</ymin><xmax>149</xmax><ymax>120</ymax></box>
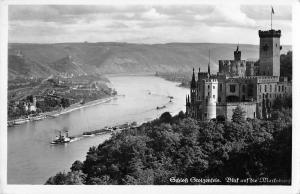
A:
<box><xmin>8</xmin><ymin>42</ymin><xmax>292</xmax><ymax>80</ymax></box>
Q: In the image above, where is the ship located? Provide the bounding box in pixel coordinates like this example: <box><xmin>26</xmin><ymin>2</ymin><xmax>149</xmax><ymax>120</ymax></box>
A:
<box><xmin>50</xmin><ymin>130</ymin><xmax>73</xmax><ymax>144</ymax></box>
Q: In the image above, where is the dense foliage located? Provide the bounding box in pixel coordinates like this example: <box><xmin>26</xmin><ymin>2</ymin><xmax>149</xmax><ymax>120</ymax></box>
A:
<box><xmin>46</xmin><ymin>106</ymin><xmax>292</xmax><ymax>185</ymax></box>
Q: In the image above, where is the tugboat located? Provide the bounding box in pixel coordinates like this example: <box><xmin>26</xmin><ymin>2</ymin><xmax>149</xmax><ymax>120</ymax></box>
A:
<box><xmin>50</xmin><ymin>130</ymin><xmax>72</xmax><ymax>144</ymax></box>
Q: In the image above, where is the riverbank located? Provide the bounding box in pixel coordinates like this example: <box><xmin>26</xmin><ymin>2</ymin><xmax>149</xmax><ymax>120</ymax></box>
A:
<box><xmin>8</xmin><ymin>95</ymin><xmax>118</xmax><ymax>127</ymax></box>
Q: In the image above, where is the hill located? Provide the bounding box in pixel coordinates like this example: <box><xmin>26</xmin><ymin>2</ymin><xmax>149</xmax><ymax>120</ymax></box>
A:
<box><xmin>8</xmin><ymin>42</ymin><xmax>292</xmax><ymax>80</ymax></box>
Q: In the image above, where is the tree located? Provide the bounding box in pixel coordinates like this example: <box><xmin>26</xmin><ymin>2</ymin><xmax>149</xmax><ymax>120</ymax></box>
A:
<box><xmin>231</xmin><ymin>106</ymin><xmax>245</xmax><ymax>123</ymax></box>
<box><xmin>159</xmin><ymin>112</ymin><xmax>172</xmax><ymax>123</ymax></box>
<box><xmin>61</xmin><ymin>98</ymin><xmax>70</xmax><ymax>108</ymax></box>
<box><xmin>216</xmin><ymin>115</ymin><xmax>225</xmax><ymax>122</ymax></box>
<box><xmin>71</xmin><ymin>160</ymin><xmax>83</xmax><ymax>172</ymax></box>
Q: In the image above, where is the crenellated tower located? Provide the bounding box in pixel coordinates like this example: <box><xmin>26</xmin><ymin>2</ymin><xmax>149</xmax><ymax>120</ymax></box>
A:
<box><xmin>258</xmin><ymin>29</ymin><xmax>281</xmax><ymax>76</ymax></box>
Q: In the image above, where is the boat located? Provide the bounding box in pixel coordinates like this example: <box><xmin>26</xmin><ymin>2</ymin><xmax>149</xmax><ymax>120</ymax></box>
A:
<box><xmin>50</xmin><ymin>130</ymin><xmax>73</xmax><ymax>144</ymax></box>
<box><xmin>82</xmin><ymin>131</ymin><xmax>95</xmax><ymax>137</ymax></box>
<box><xmin>156</xmin><ymin>105</ymin><xmax>166</xmax><ymax>110</ymax></box>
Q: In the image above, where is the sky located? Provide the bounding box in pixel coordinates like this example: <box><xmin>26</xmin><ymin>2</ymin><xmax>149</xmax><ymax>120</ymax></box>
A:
<box><xmin>8</xmin><ymin>4</ymin><xmax>292</xmax><ymax>45</ymax></box>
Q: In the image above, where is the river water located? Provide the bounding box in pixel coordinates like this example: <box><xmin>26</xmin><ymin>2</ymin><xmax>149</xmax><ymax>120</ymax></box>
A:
<box><xmin>7</xmin><ymin>75</ymin><xmax>189</xmax><ymax>184</ymax></box>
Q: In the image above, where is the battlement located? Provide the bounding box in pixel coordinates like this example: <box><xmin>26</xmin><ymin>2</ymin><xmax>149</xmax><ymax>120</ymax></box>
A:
<box><xmin>204</xmin><ymin>78</ymin><xmax>218</xmax><ymax>83</ymax></box>
<box><xmin>256</xmin><ymin>76</ymin><xmax>279</xmax><ymax>83</ymax></box>
<box><xmin>259</xmin><ymin>29</ymin><xmax>281</xmax><ymax>38</ymax></box>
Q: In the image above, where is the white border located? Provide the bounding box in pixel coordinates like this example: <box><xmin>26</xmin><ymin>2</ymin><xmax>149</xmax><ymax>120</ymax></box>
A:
<box><xmin>1</xmin><ymin>0</ymin><xmax>299</xmax><ymax>194</ymax></box>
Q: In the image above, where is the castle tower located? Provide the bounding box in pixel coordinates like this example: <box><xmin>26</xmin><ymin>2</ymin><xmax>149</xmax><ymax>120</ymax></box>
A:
<box><xmin>205</xmin><ymin>79</ymin><xmax>218</xmax><ymax>120</ymax></box>
<box><xmin>258</xmin><ymin>29</ymin><xmax>281</xmax><ymax>76</ymax></box>
<box><xmin>234</xmin><ymin>45</ymin><xmax>241</xmax><ymax>61</ymax></box>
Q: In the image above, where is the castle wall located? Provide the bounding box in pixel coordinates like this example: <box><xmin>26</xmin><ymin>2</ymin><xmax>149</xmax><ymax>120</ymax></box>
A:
<box><xmin>219</xmin><ymin>60</ymin><xmax>246</xmax><ymax>77</ymax></box>
<box><xmin>217</xmin><ymin>102</ymin><xmax>257</xmax><ymax>120</ymax></box>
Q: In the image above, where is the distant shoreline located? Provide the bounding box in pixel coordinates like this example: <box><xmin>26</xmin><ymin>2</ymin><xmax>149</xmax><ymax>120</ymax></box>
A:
<box><xmin>8</xmin><ymin>95</ymin><xmax>118</xmax><ymax>127</ymax></box>
<box><xmin>106</xmin><ymin>72</ymin><xmax>155</xmax><ymax>77</ymax></box>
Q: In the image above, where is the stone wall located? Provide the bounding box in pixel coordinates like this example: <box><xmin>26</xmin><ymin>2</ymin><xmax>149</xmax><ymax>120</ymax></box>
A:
<box><xmin>217</xmin><ymin>102</ymin><xmax>257</xmax><ymax>120</ymax></box>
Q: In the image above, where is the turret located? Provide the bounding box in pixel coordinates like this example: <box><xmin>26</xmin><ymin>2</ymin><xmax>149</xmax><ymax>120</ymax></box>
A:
<box><xmin>190</xmin><ymin>68</ymin><xmax>197</xmax><ymax>104</ymax></box>
<box><xmin>191</xmin><ymin>68</ymin><xmax>196</xmax><ymax>88</ymax></box>
<box><xmin>205</xmin><ymin>79</ymin><xmax>218</xmax><ymax>120</ymax></box>
<box><xmin>234</xmin><ymin>45</ymin><xmax>241</xmax><ymax>61</ymax></box>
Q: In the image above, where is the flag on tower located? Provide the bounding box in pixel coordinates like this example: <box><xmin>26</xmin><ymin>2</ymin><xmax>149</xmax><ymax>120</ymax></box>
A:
<box><xmin>271</xmin><ymin>6</ymin><xmax>274</xmax><ymax>29</ymax></box>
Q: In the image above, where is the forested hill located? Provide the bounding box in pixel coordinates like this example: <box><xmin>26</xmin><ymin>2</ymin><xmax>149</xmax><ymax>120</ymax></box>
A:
<box><xmin>46</xmin><ymin>100</ymin><xmax>292</xmax><ymax>185</ymax></box>
<box><xmin>8</xmin><ymin>42</ymin><xmax>291</xmax><ymax>80</ymax></box>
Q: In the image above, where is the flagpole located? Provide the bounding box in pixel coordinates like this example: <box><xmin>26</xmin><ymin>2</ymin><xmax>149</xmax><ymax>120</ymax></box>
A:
<box><xmin>271</xmin><ymin>8</ymin><xmax>272</xmax><ymax>30</ymax></box>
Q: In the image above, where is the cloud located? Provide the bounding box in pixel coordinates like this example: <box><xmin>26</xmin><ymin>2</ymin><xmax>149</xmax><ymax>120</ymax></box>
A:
<box><xmin>106</xmin><ymin>22</ymin><xmax>129</xmax><ymax>29</ymax></box>
<box><xmin>195</xmin><ymin>5</ymin><xmax>257</xmax><ymax>28</ymax></box>
<box><xmin>241</xmin><ymin>5</ymin><xmax>292</xmax><ymax>21</ymax></box>
<box><xmin>8</xmin><ymin>4</ymin><xmax>292</xmax><ymax>44</ymax></box>
<box><xmin>140</xmin><ymin>8</ymin><xmax>169</xmax><ymax>20</ymax></box>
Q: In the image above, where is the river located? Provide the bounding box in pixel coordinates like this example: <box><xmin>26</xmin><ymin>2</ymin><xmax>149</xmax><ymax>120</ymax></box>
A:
<box><xmin>7</xmin><ymin>75</ymin><xmax>189</xmax><ymax>184</ymax></box>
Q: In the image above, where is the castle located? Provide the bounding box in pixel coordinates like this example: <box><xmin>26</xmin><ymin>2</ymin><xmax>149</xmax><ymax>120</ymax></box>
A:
<box><xmin>186</xmin><ymin>29</ymin><xmax>292</xmax><ymax>121</ymax></box>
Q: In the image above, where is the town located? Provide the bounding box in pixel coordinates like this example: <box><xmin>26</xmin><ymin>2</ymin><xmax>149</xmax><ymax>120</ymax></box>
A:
<box><xmin>7</xmin><ymin>72</ymin><xmax>116</xmax><ymax>126</ymax></box>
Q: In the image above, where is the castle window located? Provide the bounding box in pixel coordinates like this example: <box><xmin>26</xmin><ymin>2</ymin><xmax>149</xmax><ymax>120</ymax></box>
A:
<box><xmin>260</xmin><ymin>85</ymin><xmax>261</xmax><ymax>92</ymax></box>
<box><xmin>278</xmin><ymin>86</ymin><xmax>280</xmax><ymax>92</ymax></box>
<box><xmin>213</xmin><ymin>86</ymin><xmax>215</xmax><ymax>89</ymax></box>
<box><xmin>264</xmin><ymin>85</ymin><xmax>267</xmax><ymax>92</ymax></box>
<box><xmin>270</xmin><ymin>85</ymin><xmax>272</xmax><ymax>92</ymax></box>
<box><xmin>208</xmin><ymin>85</ymin><xmax>210</xmax><ymax>89</ymax></box>
<box><xmin>275</xmin><ymin>86</ymin><xmax>277</xmax><ymax>92</ymax></box>
<box><xmin>218</xmin><ymin>97</ymin><xmax>221</xmax><ymax>103</ymax></box>
<box><xmin>213</xmin><ymin>95</ymin><xmax>215</xmax><ymax>99</ymax></box>
<box><xmin>248</xmin><ymin>84</ymin><xmax>254</xmax><ymax>97</ymax></box>
<box><xmin>282</xmin><ymin>85</ymin><xmax>284</xmax><ymax>91</ymax></box>
<box><xmin>220</xmin><ymin>84</ymin><xmax>222</xmax><ymax>91</ymax></box>
<box><xmin>230</xmin><ymin>85</ymin><xmax>236</xmax><ymax>93</ymax></box>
